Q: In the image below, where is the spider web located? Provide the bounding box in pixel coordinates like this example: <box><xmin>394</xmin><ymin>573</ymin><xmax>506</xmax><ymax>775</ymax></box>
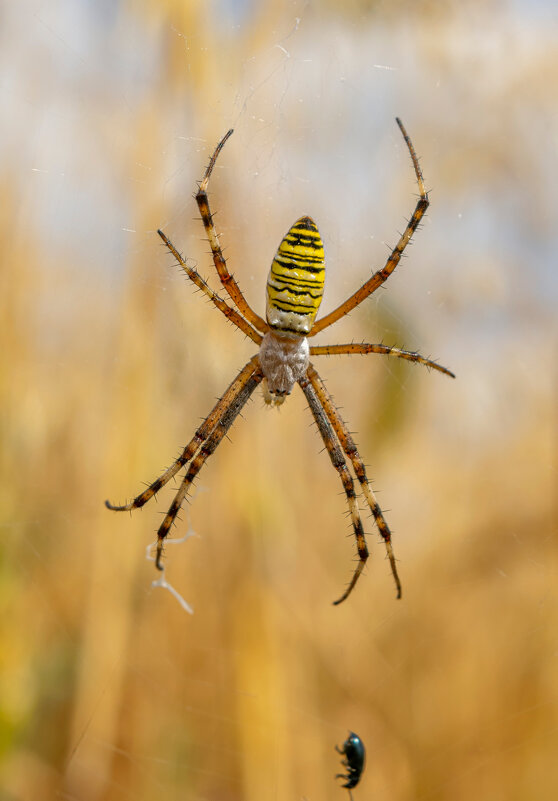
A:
<box><xmin>2</xmin><ymin>2</ymin><xmax>557</xmax><ymax>801</ymax></box>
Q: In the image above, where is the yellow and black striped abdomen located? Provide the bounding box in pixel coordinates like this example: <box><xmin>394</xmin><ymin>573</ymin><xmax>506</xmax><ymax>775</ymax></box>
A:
<box><xmin>266</xmin><ymin>216</ymin><xmax>325</xmax><ymax>335</ymax></box>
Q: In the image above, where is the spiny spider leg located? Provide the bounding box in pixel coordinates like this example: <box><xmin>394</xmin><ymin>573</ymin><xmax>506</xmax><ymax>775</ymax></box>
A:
<box><xmin>105</xmin><ymin>358</ymin><xmax>260</xmax><ymax>513</ymax></box>
<box><xmin>154</xmin><ymin>365</ymin><xmax>263</xmax><ymax>568</ymax></box>
<box><xmin>298</xmin><ymin>373</ymin><xmax>369</xmax><ymax>605</ymax></box>
<box><xmin>309</xmin><ymin>117</ymin><xmax>428</xmax><ymax>336</ymax></box>
<box><xmin>157</xmin><ymin>229</ymin><xmax>263</xmax><ymax>345</ymax></box>
<box><xmin>306</xmin><ymin>363</ymin><xmax>401</xmax><ymax>601</ymax></box>
<box><xmin>309</xmin><ymin>343</ymin><xmax>456</xmax><ymax>378</ymax></box>
<box><xmin>195</xmin><ymin>130</ymin><xmax>268</xmax><ymax>333</ymax></box>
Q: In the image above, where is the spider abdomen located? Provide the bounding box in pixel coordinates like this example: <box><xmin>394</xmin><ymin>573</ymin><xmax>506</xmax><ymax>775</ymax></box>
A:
<box><xmin>258</xmin><ymin>331</ymin><xmax>309</xmax><ymax>406</ymax></box>
<box><xmin>266</xmin><ymin>216</ymin><xmax>325</xmax><ymax>335</ymax></box>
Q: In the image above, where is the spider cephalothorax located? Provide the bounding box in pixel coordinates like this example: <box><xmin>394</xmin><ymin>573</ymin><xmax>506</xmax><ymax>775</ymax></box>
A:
<box><xmin>259</xmin><ymin>330</ymin><xmax>310</xmax><ymax>406</ymax></box>
<box><xmin>106</xmin><ymin>121</ymin><xmax>454</xmax><ymax>605</ymax></box>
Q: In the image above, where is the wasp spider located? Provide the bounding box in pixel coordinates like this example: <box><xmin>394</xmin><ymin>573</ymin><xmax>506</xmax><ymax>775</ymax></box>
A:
<box><xmin>106</xmin><ymin>120</ymin><xmax>454</xmax><ymax>605</ymax></box>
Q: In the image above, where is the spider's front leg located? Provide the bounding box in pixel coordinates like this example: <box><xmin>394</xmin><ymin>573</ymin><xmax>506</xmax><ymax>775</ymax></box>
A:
<box><xmin>153</xmin><ymin>364</ymin><xmax>263</xmax><ymax>569</ymax></box>
<box><xmin>307</xmin><ymin>363</ymin><xmax>402</xmax><ymax>600</ymax></box>
<box><xmin>298</xmin><ymin>373</ymin><xmax>369</xmax><ymax>605</ymax></box>
<box><xmin>105</xmin><ymin>357</ymin><xmax>263</xmax><ymax>570</ymax></box>
<box><xmin>105</xmin><ymin>358</ymin><xmax>260</xmax><ymax>513</ymax></box>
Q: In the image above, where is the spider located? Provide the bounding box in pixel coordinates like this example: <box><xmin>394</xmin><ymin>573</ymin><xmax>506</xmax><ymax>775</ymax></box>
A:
<box><xmin>106</xmin><ymin>119</ymin><xmax>454</xmax><ymax>605</ymax></box>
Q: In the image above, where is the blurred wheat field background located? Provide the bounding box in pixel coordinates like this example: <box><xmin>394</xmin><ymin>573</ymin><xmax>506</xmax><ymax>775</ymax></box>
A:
<box><xmin>1</xmin><ymin>1</ymin><xmax>557</xmax><ymax>800</ymax></box>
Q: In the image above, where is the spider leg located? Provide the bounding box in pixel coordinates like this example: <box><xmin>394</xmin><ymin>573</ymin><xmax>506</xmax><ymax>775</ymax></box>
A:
<box><xmin>105</xmin><ymin>357</ymin><xmax>261</xmax><ymax>512</ymax></box>
<box><xmin>306</xmin><ymin>364</ymin><xmax>401</xmax><ymax>600</ymax></box>
<box><xmin>195</xmin><ymin>130</ymin><xmax>268</xmax><ymax>333</ymax></box>
<box><xmin>157</xmin><ymin>229</ymin><xmax>263</xmax><ymax>345</ymax></box>
<box><xmin>154</xmin><ymin>364</ymin><xmax>263</xmax><ymax>569</ymax></box>
<box><xmin>298</xmin><ymin>373</ymin><xmax>369</xmax><ymax>606</ymax></box>
<box><xmin>309</xmin><ymin>343</ymin><xmax>455</xmax><ymax>378</ymax></box>
<box><xmin>309</xmin><ymin>118</ymin><xmax>428</xmax><ymax>337</ymax></box>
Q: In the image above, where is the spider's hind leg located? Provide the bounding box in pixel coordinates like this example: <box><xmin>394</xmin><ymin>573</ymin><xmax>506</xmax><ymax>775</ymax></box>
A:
<box><xmin>194</xmin><ymin>130</ymin><xmax>268</xmax><ymax>334</ymax></box>
<box><xmin>309</xmin><ymin>118</ymin><xmax>429</xmax><ymax>338</ymax></box>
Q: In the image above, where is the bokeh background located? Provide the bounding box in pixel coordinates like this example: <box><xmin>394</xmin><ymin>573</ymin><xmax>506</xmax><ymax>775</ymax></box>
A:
<box><xmin>1</xmin><ymin>1</ymin><xmax>557</xmax><ymax>799</ymax></box>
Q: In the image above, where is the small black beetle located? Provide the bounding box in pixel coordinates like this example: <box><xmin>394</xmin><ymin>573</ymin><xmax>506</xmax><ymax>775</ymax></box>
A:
<box><xmin>335</xmin><ymin>731</ymin><xmax>365</xmax><ymax>797</ymax></box>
